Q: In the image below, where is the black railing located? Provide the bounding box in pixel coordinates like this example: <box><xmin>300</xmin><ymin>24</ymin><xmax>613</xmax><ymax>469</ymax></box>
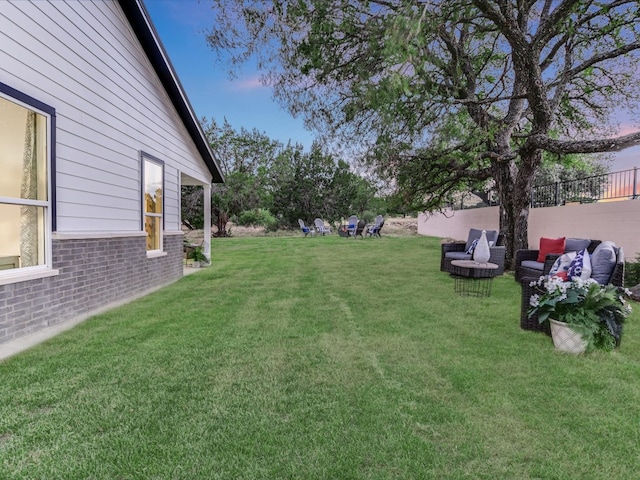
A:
<box><xmin>448</xmin><ymin>167</ymin><xmax>638</xmax><ymax>210</ymax></box>
<box><xmin>530</xmin><ymin>167</ymin><xmax>638</xmax><ymax>207</ymax></box>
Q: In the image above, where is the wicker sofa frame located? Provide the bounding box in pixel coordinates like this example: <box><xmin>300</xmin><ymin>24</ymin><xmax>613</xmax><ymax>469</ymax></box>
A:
<box><xmin>514</xmin><ymin>239</ymin><xmax>602</xmax><ymax>282</ymax></box>
<box><xmin>440</xmin><ymin>234</ymin><xmax>506</xmax><ymax>277</ymax></box>
<box><xmin>519</xmin><ymin>253</ymin><xmax>625</xmax><ymax>334</ymax></box>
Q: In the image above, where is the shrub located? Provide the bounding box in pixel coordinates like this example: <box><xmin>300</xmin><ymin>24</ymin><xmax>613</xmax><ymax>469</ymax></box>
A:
<box><xmin>237</xmin><ymin>209</ymin><xmax>277</xmax><ymax>230</ymax></box>
<box><xmin>361</xmin><ymin>211</ymin><xmax>376</xmax><ymax>224</ymax></box>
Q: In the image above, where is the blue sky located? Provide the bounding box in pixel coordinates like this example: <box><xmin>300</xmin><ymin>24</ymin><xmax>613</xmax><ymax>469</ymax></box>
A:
<box><xmin>144</xmin><ymin>0</ymin><xmax>639</xmax><ymax>172</ymax></box>
<box><xmin>144</xmin><ymin>0</ymin><xmax>315</xmax><ymax>150</ymax></box>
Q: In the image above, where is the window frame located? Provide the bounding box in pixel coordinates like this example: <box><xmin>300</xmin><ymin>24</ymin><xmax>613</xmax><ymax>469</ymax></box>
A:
<box><xmin>0</xmin><ymin>82</ymin><xmax>56</xmax><ymax>280</ymax></box>
<box><xmin>141</xmin><ymin>152</ymin><xmax>165</xmax><ymax>254</ymax></box>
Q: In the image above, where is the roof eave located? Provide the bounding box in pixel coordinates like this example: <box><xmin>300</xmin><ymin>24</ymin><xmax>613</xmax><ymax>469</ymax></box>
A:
<box><xmin>117</xmin><ymin>0</ymin><xmax>224</xmax><ymax>183</ymax></box>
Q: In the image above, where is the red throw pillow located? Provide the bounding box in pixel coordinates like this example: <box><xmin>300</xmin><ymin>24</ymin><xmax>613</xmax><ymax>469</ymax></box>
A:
<box><xmin>537</xmin><ymin>237</ymin><xmax>566</xmax><ymax>263</ymax></box>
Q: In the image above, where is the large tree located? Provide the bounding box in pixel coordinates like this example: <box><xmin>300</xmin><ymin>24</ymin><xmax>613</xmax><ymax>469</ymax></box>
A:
<box><xmin>206</xmin><ymin>0</ymin><xmax>640</xmax><ymax>266</ymax></box>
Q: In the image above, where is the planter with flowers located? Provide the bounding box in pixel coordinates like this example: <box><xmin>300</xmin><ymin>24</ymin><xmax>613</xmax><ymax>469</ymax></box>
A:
<box><xmin>528</xmin><ymin>276</ymin><xmax>632</xmax><ymax>353</ymax></box>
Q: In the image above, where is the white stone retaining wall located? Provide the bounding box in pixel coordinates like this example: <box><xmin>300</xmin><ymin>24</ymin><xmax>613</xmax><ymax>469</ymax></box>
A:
<box><xmin>418</xmin><ymin>200</ymin><xmax>640</xmax><ymax>259</ymax></box>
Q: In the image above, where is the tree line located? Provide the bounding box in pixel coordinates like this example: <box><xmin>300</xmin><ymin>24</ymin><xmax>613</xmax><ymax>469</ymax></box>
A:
<box><xmin>182</xmin><ymin>118</ymin><xmax>405</xmax><ymax>234</ymax></box>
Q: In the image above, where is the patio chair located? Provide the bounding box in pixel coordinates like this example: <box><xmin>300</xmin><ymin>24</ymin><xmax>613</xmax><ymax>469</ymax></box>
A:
<box><xmin>346</xmin><ymin>215</ymin><xmax>358</xmax><ymax>237</ymax></box>
<box><xmin>366</xmin><ymin>215</ymin><xmax>384</xmax><ymax>237</ymax></box>
<box><xmin>520</xmin><ymin>241</ymin><xmax>625</xmax><ymax>334</ymax></box>
<box><xmin>514</xmin><ymin>238</ymin><xmax>601</xmax><ymax>282</ymax></box>
<box><xmin>440</xmin><ymin>229</ymin><xmax>506</xmax><ymax>276</ymax></box>
<box><xmin>314</xmin><ymin>218</ymin><xmax>331</xmax><ymax>235</ymax></box>
<box><xmin>298</xmin><ymin>219</ymin><xmax>314</xmax><ymax>237</ymax></box>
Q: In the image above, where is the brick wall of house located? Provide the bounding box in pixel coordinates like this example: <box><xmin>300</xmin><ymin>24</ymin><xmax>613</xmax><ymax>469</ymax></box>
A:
<box><xmin>0</xmin><ymin>234</ymin><xmax>184</xmax><ymax>345</ymax></box>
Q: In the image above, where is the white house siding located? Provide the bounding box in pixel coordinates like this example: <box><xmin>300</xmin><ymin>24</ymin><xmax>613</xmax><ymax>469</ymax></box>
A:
<box><xmin>0</xmin><ymin>0</ymin><xmax>211</xmax><ymax>233</ymax></box>
<box><xmin>0</xmin><ymin>1</ymin><xmax>216</xmax><ymax>347</ymax></box>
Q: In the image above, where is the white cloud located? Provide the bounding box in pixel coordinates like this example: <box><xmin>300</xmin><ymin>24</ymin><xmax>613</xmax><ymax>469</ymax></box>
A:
<box><xmin>232</xmin><ymin>76</ymin><xmax>265</xmax><ymax>90</ymax></box>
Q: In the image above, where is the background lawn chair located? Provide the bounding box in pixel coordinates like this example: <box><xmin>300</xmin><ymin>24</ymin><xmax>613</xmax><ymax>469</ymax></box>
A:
<box><xmin>366</xmin><ymin>215</ymin><xmax>384</xmax><ymax>237</ymax></box>
<box><xmin>314</xmin><ymin>218</ymin><xmax>331</xmax><ymax>235</ymax></box>
<box><xmin>298</xmin><ymin>219</ymin><xmax>315</xmax><ymax>237</ymax></box>
<box><xmin>346</xmin><ymin>215</ymin><xmax>358</xmax><ymax>237</ymax></box>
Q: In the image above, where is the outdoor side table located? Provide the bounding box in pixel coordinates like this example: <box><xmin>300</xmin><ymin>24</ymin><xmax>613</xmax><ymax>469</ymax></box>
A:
<box><xmin>450</xmin><ymin>260</ymin><xmax>499</xmax><ymax>297</ymax></box>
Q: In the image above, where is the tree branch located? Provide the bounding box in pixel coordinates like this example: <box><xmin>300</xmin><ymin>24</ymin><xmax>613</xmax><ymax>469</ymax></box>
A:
<box><xmin>529</xmin><ymin>131</ymin><xmax>640</xmax><ymax>154</ymax></box>
<box><xmin>566</xmin><ymin>42</ymin><xmax>640</xmax><ymax>78</ymax></box>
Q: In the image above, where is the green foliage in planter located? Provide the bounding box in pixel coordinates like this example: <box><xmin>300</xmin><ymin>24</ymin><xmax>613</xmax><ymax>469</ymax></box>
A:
<box><xmin>191</xmin><ymin>247</ymin><xmax>207</xmax><ymax>263</ymax></box>
<box><xmin>625</xmin><ymin>253</ymin><xmax>640</xmax><ymax>287</ymax></box>
<box><xmin>528</xmin><ymin>277</ymin><xmax>632</xmax><ymax>352</ymax></box>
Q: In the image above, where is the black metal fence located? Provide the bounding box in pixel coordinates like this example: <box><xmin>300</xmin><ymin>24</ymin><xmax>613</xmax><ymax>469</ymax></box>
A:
<box><xmin>531</xmin><ymin>167</ymin><xmax>639</xmax><ymax>207</ymax></box>
<box><xmin>449</xmin><ymin>167</ymin><xmax>639</xmax><ymax>210</ymax></box>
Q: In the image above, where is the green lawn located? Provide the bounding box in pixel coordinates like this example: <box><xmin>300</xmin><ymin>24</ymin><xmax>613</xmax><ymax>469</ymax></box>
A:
<box><xmin>2</xmin><ymin>236</ymin><xmax>639</xmax><ymax>479</ymax></box>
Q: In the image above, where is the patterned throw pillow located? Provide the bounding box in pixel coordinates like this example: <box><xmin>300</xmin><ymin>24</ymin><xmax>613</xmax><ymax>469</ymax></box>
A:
<box><xmin>549</xmin><ymin>251</ymin><xmax>576</xmax><ymax>278</ymax></box>
<box><xmin>466</xmin><ymin>238</ymin><xmax>479</xmax><ymax>254</ymax></box>
<box><xmin>568</xmin><ymin>248</ymin><xmax>592</xmax><ymax>280</ymax></box>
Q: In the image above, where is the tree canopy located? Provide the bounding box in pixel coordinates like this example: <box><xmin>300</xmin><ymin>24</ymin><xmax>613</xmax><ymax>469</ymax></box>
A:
<box><xmin>206</xmin><ymin>0</ymin><xmax>640</xmax><ymax>265</ymax></box>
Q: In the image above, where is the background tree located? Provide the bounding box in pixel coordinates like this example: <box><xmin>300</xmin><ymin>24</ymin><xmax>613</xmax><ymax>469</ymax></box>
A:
<box><xmin>181</xmin><ymin>185</ymin><xmax>204</xmax><ymax>229</ymax></box>
<box><xmin>270</xmin><ymin>141</ymin><xmax>374</xmax><ymax>226</ymax></box>
<box><xmin>206</xmin><ymin>0</ymin><xmax>640</xmax><ymax>266</ymax></box>
<box><xmin>201</xmin><ymin>117</ymin><xmax>282</xmax><ymax>235</ymax></box>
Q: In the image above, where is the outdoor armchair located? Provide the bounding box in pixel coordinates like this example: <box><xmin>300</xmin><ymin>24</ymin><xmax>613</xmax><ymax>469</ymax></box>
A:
<box><xmin>366</xmin><ymin>215</ymin><xmax>384</xmax><ymax>237</ymax></box>
<box><xmin>314</xmin><ymin>218</ymin><xmax>331</xmax><ymax>235</ymax></box>
<box><xmin>440</xmin><ymin>229</ymin><xmax>506</xmax><ymax>276</ymax></box>
<box><xmin>346</xmin><ymin>215</ymin><xmax>358</xmax><ymax>237</ymax></box>
<box><xmin>298</xmin><ymin>219</ymin><xmax>315</xmax><ymax>237</ymax></box>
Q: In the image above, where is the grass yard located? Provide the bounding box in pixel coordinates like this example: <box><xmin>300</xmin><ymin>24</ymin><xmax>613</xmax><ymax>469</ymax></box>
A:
<box><xmin>1</xmin><ymin>235</ymin><xmax>639</xmax><ymax>479</ymax></box>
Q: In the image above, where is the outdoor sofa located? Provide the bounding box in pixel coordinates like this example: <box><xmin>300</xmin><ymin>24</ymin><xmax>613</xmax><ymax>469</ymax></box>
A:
<box><xmin>514</xmin><ymin>237</ymin><xmax>601</xmax><ymax>282</ymax></box>
<box><xmin>519</xmin><ymin>240</ymin><xmax>625</xmax><ymax>334</ymax></box>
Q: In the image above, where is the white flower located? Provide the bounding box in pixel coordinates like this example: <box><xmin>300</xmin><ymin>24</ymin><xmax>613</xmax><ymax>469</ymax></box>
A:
<box><xmin>530</xmin><ymin>294</ymin><xmax>540</xmax><ymax>307</ymax></box>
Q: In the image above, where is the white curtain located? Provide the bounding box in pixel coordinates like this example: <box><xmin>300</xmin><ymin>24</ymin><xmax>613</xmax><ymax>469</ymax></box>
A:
<box><xmin>20</xmin><ymin>111</ymin><xmax>38</xmax><ymax>267</ymax></box>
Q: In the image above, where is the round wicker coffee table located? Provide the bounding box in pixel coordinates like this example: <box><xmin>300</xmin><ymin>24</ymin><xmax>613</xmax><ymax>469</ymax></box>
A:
<box><xmin>450</xmin><ymin>260</ymin><xmax>499</xmax><ymax>297</ymax></box>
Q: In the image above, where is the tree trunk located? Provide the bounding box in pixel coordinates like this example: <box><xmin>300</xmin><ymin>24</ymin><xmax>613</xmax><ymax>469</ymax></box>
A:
<box><xmin>213</xmin><ymin>208</ymin><xmax>229</xmax><ymax>237</ymax></box>
<box><xmin>494</xmin><ymin>150</ymin><xmax>541</xmax><ymax>269</ymax></box>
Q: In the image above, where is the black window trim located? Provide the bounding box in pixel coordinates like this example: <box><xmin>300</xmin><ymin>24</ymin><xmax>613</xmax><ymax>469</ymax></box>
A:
<box><xmin>0</xmin><ymin>81</ymin><xmax>57</xmax><ymax>231</ymax></box>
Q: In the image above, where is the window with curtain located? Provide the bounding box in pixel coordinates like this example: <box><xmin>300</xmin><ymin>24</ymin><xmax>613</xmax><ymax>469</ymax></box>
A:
<box><xmin>0</xmin><ymin>93</ymin><xmax>49</xmax><ymax>272</ymax></box>
<box><xmin>143</xmin><ymin>156</ymin><xmax>163</xmax><ymax>251</ymax></box>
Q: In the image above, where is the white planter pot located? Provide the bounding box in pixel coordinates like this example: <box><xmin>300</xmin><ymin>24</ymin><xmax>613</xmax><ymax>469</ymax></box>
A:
<box><xmin>549</xmin><ymin>319</ymin><xmax>587</xmax><ymax>354</ymax></box>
